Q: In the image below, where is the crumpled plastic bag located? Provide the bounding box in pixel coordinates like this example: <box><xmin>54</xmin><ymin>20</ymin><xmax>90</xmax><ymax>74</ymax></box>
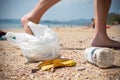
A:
<box><xmin>6</xmin><ymin>21</ymin><xmax>60</xmax><ymax>62</ymax></box>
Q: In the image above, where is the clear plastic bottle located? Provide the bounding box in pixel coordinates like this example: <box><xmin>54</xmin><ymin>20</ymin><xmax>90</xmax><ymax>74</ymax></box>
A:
<box><xmin>84</xmin><ymin>47</ymin><xmax>115</xmax><ymax>68</ymax></box>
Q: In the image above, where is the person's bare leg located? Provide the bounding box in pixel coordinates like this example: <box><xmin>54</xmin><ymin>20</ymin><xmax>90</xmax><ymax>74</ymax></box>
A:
<box><xmin>92</xmin><ymin>0</ymin><xmax>120</xmax><ymax>49</ymax></box>
<box><xmin>21</xmin><ymin>0</ymin><xmax>60</xmax><ymax>34</ymax></box>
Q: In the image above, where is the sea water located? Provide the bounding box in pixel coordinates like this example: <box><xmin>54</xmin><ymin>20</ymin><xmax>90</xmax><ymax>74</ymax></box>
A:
<box><xmin>0</xmin><ymin>19</ymin><xmax>22</xmax><ymax>29</ymax></box>
<box><xmin>0</xmin><ymin>19</ymin><xmax>91</xmax><ymax>29</ymax></box>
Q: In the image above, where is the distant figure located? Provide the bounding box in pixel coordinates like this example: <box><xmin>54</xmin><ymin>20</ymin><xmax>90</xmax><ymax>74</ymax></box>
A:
<box><xmin>0</xmin><ymin>29</ymin><xmax>7</xmax><ymax>40</ymax></box>
<box><xmin>0</xmin><ymin>29</ymin><xmax>6</xmax><ymax>37</ymax></box>
<box><xmin>91</xmin><ymin>18</ymin><xmax>95</xmax><ymax>28</ymax></box>
<box><xmin>88</xmin><ymin>18</ymin><xmax>95</xmax><ymax>28</ymax></box>
<box><xmin>21</xmin><ymin>0</ymin><xmax>120</xmax><ymax>49</ymax></box>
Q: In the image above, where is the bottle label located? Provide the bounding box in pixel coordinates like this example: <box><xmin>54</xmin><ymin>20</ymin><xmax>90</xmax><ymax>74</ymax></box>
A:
<box><xmin>84</xmin><ymin>47</ymin><xmax>99</xmax><ymax>64</ymax></box>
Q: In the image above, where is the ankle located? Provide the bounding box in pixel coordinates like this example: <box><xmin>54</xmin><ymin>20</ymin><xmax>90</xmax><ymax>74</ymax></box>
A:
<box><xmin>92</xmin><ymin>34</ymin><xmax>110</xmax><ymax>47</ymax></box>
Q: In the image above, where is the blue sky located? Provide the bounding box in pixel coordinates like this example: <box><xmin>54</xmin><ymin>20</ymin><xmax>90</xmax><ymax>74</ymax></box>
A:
<box><xmin>0</xmin><ymin>0</ymin><xmax>119</xmax><ymax>21</ymax></box>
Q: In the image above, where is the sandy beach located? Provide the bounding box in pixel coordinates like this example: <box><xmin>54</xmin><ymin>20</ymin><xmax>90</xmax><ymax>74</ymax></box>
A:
<box><xmin>0</xmin><ymin>26</ymin><xmax>120</xmax><ymax>80</ymax></box>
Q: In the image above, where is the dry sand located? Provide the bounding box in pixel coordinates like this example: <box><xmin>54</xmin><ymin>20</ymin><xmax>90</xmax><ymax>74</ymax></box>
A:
<box><xmin>0</xmin><ymin>26</ymin><xmax>120</xmax><ymax>80</ymax></box>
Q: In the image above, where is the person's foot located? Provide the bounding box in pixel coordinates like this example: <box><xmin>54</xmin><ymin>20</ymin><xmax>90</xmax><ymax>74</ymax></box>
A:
<box><xmin>21</xmin><ymin>13</ymin><xmax>39</xmax><ymax>35</ymax></box>
<box><xmin>92</xmin><ymin>35</ymin><xmax>120</xmax><ymax>49</ymax></box>
<box><xmin>21</xmin><ymin>14</ymin><xmax>33</xmax><ymax>35</ymax></box>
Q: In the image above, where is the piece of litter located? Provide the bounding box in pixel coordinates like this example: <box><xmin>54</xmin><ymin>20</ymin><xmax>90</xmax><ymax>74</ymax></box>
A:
<box><xmin>38</xmin><ymin>58</ymin><xmax>76</xmax><ymax>71</ymax></box>
<box><xmin>76</xmin><ymin>67</ymin><xmax>86</xmax><ymax>71</ymax></box>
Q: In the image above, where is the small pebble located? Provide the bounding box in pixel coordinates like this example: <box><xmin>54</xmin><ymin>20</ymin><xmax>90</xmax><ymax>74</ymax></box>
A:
<box><xmin>76</xmin><ymin>67</ymin><xmax>86</xmax><ymax>71</ymax></box>
<box><xmin>31</xmin><ymin>69</ymin><xmax>39</xmax><ymax>73</ymax></box>
<box><xmin>79</xmin><ymin>40</ymin><xmax>83</xmax><ymax>43</ymax></box>
<box><xmin>60</xmin><ymin>44</ymin><xmax>63</xmax><ymax>46</ymax></box>
<box><xmin>0</xmin><ymin>48</ymin><xmax>3</xmax><ymax>50</ymax></box>
<box><xmin>3</xmin><ymin>53</ymin><xmax>5</xmax><ymax>54</ymax></box>
<box><xmin>75</xmin><ymin>73</ymin><xmax>80</xmax><ymax>78</ymax></box>
<box><xmin>60</xmin><ymin>56</ymin><xmax>65</xmax><ymax>58</ymax></box>
<box><xmin>85</xmin><ymin>76</ymin><xmax>89</xmax><ymax>79</ymax></box>
<box><xmin>81</xmin><ymin>61</ymin><xmax>86</xmax><ymax>64</ymax></box>
<box><xmin>34</xmin><ymin>77</ymin><xmax>39</xmax><ymax>80</ymax></box>
<box><xmin>50</xmin><ymin>67</ymin><xmax>55</xmax><ymax>72</ymax></box>
<box><xmin>21</xmin><ymin>76</ymin><xmax>26</xmax><ymax>79</ymax></box>
<box><xmin>29</xmin><ymin>74</ymin><xmax>34</xmax><ymax>79</ymax></box>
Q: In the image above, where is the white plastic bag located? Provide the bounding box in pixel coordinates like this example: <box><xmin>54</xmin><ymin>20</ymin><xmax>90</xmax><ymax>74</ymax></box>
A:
<box><xmin>6</xmin><ymin>21</ymin><xmax>60</xmax><ymax>62</ymax></box>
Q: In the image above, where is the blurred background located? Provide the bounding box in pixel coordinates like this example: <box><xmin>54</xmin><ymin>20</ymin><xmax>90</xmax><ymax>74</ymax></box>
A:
<box><xmin>0</xmin><ymin>0</ymin><xmax>120</xmax><ymax>29</ymax></box>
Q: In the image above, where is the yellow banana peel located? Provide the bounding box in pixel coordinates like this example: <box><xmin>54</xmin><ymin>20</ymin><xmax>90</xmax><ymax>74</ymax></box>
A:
<box><xmin>38</xmin><ymin>58</ymin><xmax>76</xmax><ymax>71</ymax></box>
